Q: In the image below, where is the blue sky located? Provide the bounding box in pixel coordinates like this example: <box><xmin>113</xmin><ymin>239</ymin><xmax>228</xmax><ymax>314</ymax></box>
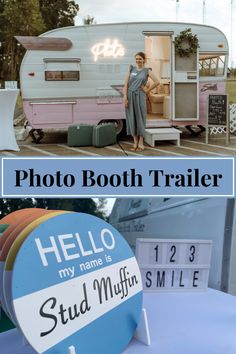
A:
<box><xmin>75</xmin><ymin>0</ymin><xmax>236</xmax><ymax>66</ymax></box>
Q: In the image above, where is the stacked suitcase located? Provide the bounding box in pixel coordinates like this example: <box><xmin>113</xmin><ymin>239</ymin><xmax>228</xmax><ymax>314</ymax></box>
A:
<box><xmin>67</xmin><ymin>123</ymin><xmax>117</xmax><ymax>147</ymax></box>
<box><xmin>67</xmin><ymin>124</ymin><xmax>94</xmax><ymax>147</ymax></box>
<box><xmin>92</xmin><ymin>123</ymin><xmax>116</xmax><ymax>147</ymax></box>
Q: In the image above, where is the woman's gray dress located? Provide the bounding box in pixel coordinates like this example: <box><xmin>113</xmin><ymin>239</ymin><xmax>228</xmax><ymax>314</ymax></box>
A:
<box><xmin>126</xmin><ymin>65</ymin><xmax>149</xmax><ymax>136</ymax></box>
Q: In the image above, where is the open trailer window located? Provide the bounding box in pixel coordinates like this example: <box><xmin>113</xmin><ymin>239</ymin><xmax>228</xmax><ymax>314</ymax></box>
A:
<box><xmin>43</xmin><ymin>57</ymin><xmax>81</xmax><ymax>81</ymax></box>
<box><xmin>199</xmin><ymin>54</ymin><xmax>226</xmax><ymax>77</ymax></box>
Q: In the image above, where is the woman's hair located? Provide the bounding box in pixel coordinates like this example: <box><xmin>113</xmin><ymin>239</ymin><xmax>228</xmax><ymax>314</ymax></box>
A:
<box><xmin>135</xmin><ymin>52</ymin><xmax>146</xmax><ymax>61</ymax></box>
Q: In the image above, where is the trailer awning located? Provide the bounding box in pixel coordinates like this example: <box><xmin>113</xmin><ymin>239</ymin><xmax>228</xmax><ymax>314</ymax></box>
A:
<box><xmin>15</xmin><ymin>36</ymin><xmax>72</xmax><ymax>51</ymax></box>
<box><xmin>43</xmin><ymin>58</ymin><xmax>81</xmax><ymax>63</ymax></box>
<box><xmin>142</xmin><ymin>31</ymin><xmax>174</xmax><ymax>36</ymax></box>
<box><xmin>43</xmin><ymin>58</ymin><xmax>81</xmax><ymax>71</ymax></box>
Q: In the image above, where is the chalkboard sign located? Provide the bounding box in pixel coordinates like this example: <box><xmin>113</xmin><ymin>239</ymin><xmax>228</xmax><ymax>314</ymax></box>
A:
<box><xmin>208</xmin><ymin>94</ymin><xmax>228</xmax><ymax>126</ymax></box>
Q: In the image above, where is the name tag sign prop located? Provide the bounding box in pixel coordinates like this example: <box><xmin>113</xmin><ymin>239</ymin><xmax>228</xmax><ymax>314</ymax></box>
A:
<box><xmin>0</xmin><ymin>208</ymin><xmax>40</xmax><ymax>228</ymax></box>
<box><xmin>0</xmin><ymin>224</ymin><xmax>8</xmax><ymax>233</ymax></box>
<box><xmin>136</xmin><ymin>238</ymin><xmax>212</xmax><ymax>292</ymax></box>
<box><xmin>0</xmin><ymin>208</ymin><xmax>48</xmax><ymax>317</ymax></box>
<box><xmin>10</xmin><ymin>212</ymin><xmax>142</xmax><ymax>354</ymax></box>
<box><xmin>1</xmin><ymin>210</ymin><xmax>64</xmax><ymax>323</ymax></box>
<box><xmin>206</xmin><ymin>94</ymin><xmax>229</xmax><ymax>145</ymax></box>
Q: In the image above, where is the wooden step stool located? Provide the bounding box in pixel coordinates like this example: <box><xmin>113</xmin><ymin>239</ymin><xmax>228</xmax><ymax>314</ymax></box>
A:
<box><xmin>144</xmin><ymin>128</ymin><xmax>182</xmax><ymax>147</ymax></box>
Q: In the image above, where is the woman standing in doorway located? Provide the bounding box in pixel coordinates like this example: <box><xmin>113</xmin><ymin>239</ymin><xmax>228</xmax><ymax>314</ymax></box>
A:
<box><xmin>124</xmin><ymin>52</ymin><xmax>159</xmax><ymax>151</ymax></box>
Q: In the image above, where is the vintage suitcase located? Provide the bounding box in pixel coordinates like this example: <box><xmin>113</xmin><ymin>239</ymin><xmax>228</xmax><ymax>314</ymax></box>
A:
<box><xmin>92</xmin><ymin>123</ymin><xmax>117</xmax><ymax>147</ymax></box>
<box><xmin>0</xmin><ymin>308</ymin><xmax>15</xmax><ymax>333</ymax></box>
<box><xmin>67</xmin><ymin>124</ymin><xmax>94</xmax><ymax>146</ymax></box>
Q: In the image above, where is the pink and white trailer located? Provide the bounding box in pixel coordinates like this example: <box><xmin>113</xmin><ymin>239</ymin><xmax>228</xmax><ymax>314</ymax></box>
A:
<box><xmin>16</xmin><ymin>22</ymin><xmax>228</xmax><ymax>141</ymax></box>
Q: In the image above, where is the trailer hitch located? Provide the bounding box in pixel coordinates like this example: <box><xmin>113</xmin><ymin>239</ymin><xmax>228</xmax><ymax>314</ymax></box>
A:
<box><xmin>29</xmin><ymin>128</ymin><xmax>44</xmax><ymax>144</ymax></box>
<box><xmin>185</xmin><ymin>125</ymin><xmax>205</xmax><ymax>137</ymax></box>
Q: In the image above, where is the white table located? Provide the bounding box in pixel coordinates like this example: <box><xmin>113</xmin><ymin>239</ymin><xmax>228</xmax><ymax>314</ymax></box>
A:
<box><xmin>1</xmin><ymin>289</ymin><xmax>236</xmax><ymax>354</ymax></box>
<box><xmin>124</xmin><ymin>289</ymin><xmax>236</xmax><ymax>354</ymax></box>
<box><xmin>0</xmin><ymin>89</ymin><xmax>20</xmax><ymax>151</ymax></box>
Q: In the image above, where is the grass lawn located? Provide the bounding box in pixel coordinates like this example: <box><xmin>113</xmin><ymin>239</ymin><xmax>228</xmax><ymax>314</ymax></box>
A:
<box><xmin>227</xmin><ymin>78</ymin><xmax>236</xmax><ymax>103</ymax></box>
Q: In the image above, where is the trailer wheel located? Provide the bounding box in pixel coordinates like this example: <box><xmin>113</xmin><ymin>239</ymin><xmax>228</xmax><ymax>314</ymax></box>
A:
<box><xmin>98</xmin><ymin>119</ymin><xmax>125</xmax><ymax>135</ymax></box>
<box><xmin>29</xmin><ymin>129</ymin><xmax>44</xmax><ymax>144</ymax></box>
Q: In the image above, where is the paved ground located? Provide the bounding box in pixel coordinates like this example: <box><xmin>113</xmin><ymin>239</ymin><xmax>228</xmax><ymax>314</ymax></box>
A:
<box><xmin>1</xmin><ymin>128</ymin><xmax>236</xmax><ymax>157</ymax></box>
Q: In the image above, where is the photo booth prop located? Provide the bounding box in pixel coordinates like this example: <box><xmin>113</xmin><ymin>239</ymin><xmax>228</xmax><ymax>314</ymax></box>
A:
<box><xmin>136</xmin><ymin>238</ymin><xmax>212</xmax><ymax>292</ymax></box>
<box><xmin>0</xmin><ymin>209</ymin><xmax>143</xmax><ymax>354</ymax></box>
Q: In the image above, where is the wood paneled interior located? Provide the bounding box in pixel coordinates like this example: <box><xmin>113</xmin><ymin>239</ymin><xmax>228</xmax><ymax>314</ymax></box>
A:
<box><xmin>147</xmin><ymin>113</ymin><xmax>164</xmax><ymax>120</ymax></box>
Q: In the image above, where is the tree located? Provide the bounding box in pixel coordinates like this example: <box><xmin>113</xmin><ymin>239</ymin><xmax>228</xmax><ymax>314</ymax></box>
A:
<box><xmin>34</xmin><ymin>198</ymin><xmax>107</xmax><ymax>219</ymax></box>
<box><xmin>0</xmin><ymin>0</ymin><xmax>6</xmax><ymax>81</ymax></box>
<box><xmin>1</xmin><ymin>0</ymin><xmax>45</xmax><ymax>80</ymax></box>
<box><xmin>83</xmin><ymin>15</ymin><xmax>96</xmax><ymax>25</ymax></box>
<box><xmin>0</xmin><ymin>199</ymin><xmax>36</xmax><ymax>218</ymax></box>
<box><xmin>96</xmin><ymin>198</ymin><xmax>108</xmax><ymax>219</ymax></box>
<box><xmin>0</xmin><ymin>198</ymin><xmax>107</xmax><ymax>220</ymax></box>
<box><xmin>0</xmin><ymin>0</ymin><xmax>79</xmax><ymax>82</ymax></box>
<box><xmin>0</xmin><ymin>1</ymin><xmax>6</xmax><ymax>40</ymax></box>
<box><xmin>39</xmin><ymin>0</ymin><xmax>79</xmax><ymax>31</ymax></box>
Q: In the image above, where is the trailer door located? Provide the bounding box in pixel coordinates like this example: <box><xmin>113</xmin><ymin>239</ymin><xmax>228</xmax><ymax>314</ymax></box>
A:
<box><xmin>172</xmin><ymin>40</ymin><xmax>199</xmax><ymax>121</ymax></box>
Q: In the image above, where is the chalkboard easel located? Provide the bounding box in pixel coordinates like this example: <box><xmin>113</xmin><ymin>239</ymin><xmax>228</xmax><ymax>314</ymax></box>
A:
<box><xmin>206</xmin><ymin>94</ymin><xmax>229</xmax><ymax>145</ymax></box>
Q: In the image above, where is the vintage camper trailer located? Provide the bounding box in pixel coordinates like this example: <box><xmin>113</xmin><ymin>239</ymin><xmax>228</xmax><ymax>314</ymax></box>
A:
<box><xmin>17</xmin><ymin>22</ymin><xmax>229</xmax><ymax>141</ymax></box>
<box><xmin>109</xmin><ymin>197</ymin><xmax>236</xmax><ymax>295</ymax></box>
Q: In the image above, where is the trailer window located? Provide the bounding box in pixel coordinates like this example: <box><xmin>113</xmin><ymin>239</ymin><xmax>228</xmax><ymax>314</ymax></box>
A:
<box><xmin>199</xmin><ymin>54</ymin><xmax>226</xmax><ymax>77</ymax></box>
<box><xmin>45</xmin><ymin>71</ymin><xmax>80</xmax><ymax>81</ymax></box>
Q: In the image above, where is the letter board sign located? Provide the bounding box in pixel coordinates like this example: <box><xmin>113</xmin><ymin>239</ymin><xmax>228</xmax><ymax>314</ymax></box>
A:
<box><xmin>136</xmin><ymin>238</ymin><xmax>212</xmax><ymax>292</ymax></box>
